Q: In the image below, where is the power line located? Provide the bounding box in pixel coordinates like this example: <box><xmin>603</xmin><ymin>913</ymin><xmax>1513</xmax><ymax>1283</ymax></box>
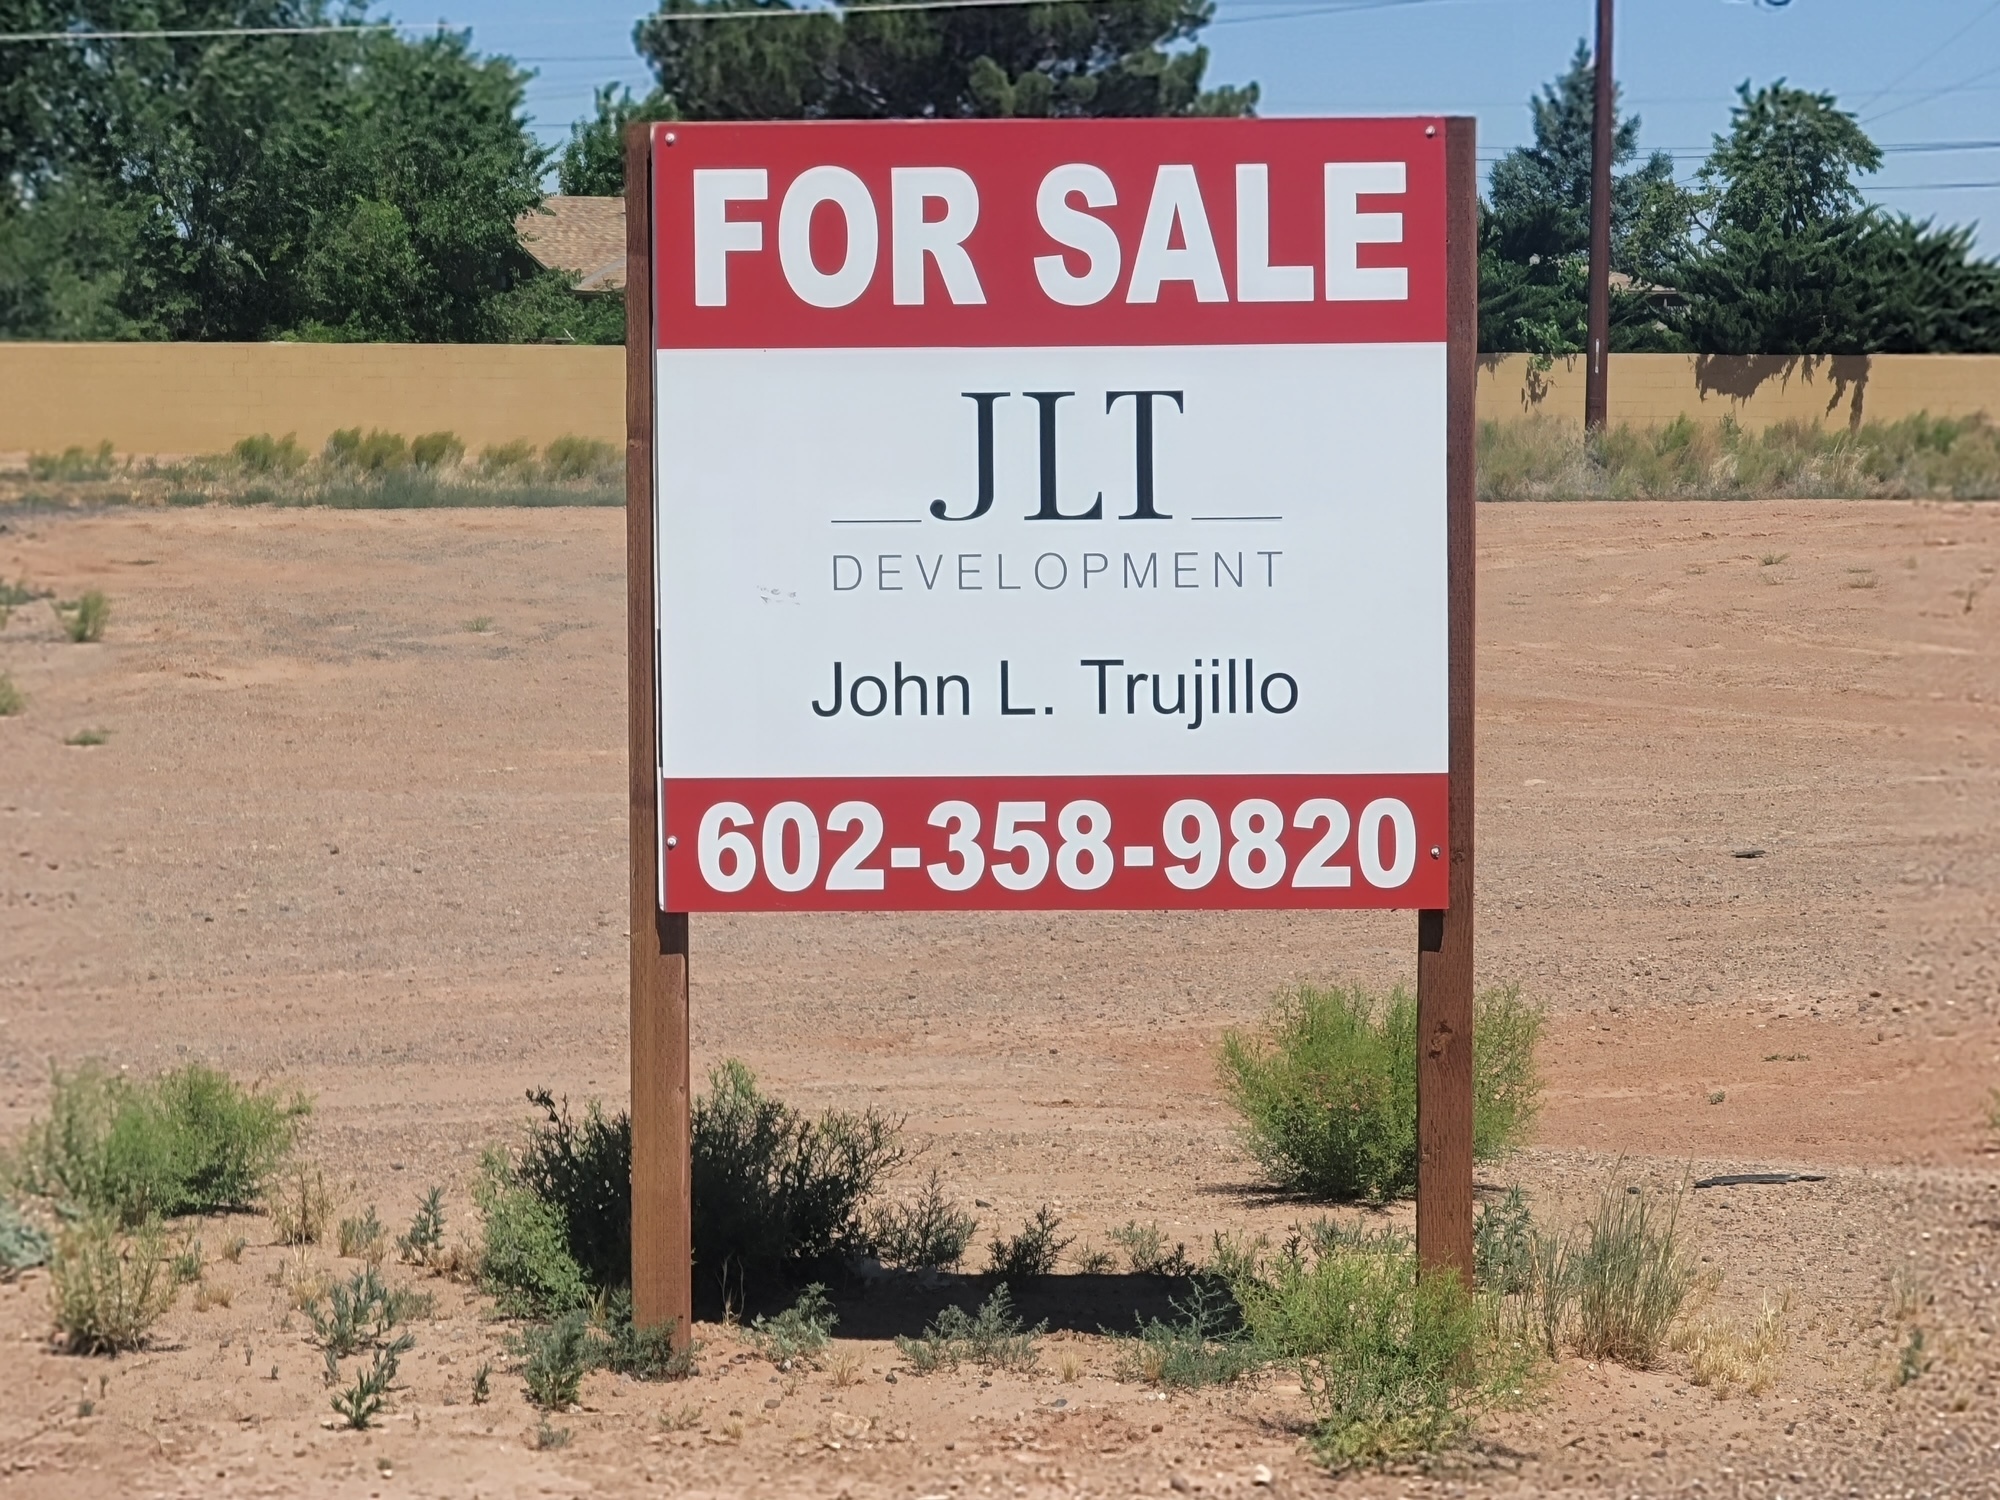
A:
<box><xmin>1853</xmin><ymin>0</ymin><xmax>2000</xmax><ymax>115</ymax></box>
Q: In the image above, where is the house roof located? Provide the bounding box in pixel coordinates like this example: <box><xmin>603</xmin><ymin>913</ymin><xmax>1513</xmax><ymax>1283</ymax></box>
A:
<box><xmin>517</xmin><ymin>196</ymin><xmax>627</xmax><ymax>292</ymax></box>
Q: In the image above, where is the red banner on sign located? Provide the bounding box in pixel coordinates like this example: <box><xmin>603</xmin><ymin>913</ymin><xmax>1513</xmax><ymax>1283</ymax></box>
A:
<box><xmin>651</xmin><ymin>118</ymin><xmax>1445</xmax><ymax>350</ymax></box>
<box><xmin>661</xmin><ymin>774</ymin><xmax>1447</xmax><ymax>912</ymax></box>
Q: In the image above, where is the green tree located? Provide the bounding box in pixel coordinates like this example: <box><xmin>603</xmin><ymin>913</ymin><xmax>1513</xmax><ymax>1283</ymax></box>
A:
<box><xmin>1478</xmin><ymin>41</ymin><xmax>1683</xmax><ymax>355</ymax></box>
<box><xmin>631</xmin><ymin>0</ymin><xmax>1256</xmax><ymax>121</ymax></box>
<box><xmin>558</xmin><ymin>83</ymin><xmax>679</xmax><ymax>197</ymax></box>
<box><xmin>0</xmin><ymin>2</ymin><xmax>606</xmax><ymax>343</ymax></box>
<box><xmin>1673</xmin><ymin>82</ymin><xmax>2000</xmax><ymax>354</ymax></box>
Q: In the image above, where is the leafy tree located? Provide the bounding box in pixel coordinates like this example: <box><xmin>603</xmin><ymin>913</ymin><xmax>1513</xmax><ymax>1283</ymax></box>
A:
<box><xmin>1478</xmin><ymin>41</ymin><xmax>1682</xmax><ymax>356</ymax></box>
<box><xmin>631</xmin><ymin>0</ymin><xmax>1256</xmax><ymax>121</ymax></box>
<box><xmin>0</xmin><ymin>2</ymin><xmax>606</xmax><ymax>342</ymax></box>
<box><xmin>558</xmin><ymin>83</ymin><xmax>679</xmax><ymax>197</ymax></box>
<box><xmin>1672</xmin><ymin>82</ymin><xmax>2000</xmax><ymax>355</ymax></box>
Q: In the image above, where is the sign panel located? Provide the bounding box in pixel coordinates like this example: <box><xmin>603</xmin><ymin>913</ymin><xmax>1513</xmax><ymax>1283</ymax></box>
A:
<box><xmin>650</xmin><ymin>118</ymin><xmax>1451</xmax><ymax>911</ymax></box>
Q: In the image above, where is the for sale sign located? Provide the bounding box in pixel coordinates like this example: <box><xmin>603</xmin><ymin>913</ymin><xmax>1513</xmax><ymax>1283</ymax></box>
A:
<box><xmin>647</xmin><ymin>118</ymin><xmax>1452</xmax><ymax>912</ymax></box>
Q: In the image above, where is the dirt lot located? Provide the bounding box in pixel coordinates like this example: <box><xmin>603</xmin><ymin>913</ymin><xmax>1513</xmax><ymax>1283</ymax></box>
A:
<box><xmin>1</xmin><ymin>498</ymin><xmax>1997</xmax><ymax>1499</ymax></box>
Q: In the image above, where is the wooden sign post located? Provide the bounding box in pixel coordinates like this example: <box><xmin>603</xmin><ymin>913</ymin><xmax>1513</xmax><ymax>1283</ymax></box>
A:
<box><xmin>625</xmin><ymin>118</ymin><xmax>1479</xmax><ymax>1332</ymax></box>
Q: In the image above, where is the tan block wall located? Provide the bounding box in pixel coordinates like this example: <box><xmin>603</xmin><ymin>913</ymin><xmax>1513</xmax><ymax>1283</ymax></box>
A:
<box><xmin>4</xmin><ymin>344</ymin><xmax>1999</xmax><ymax>460</ymax></box>
<box><xmin>0</xmin><ymin>342</ymin><xmax>625</xmax><ymax>458</ymax></box>
<box><xmin>1478</xmin><ymin>353</ymin><xmax>2000</xmax><ymax>431</ymax></box>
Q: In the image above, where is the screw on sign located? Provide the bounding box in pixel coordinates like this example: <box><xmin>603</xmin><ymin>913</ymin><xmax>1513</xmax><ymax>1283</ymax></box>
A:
<box><xmin>624</xmin><ymin>117</ymin><xmax>1480</xmax><ymax>1332</ymax></box>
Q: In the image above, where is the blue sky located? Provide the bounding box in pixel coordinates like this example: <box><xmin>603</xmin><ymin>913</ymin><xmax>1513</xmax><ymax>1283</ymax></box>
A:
<box><xmin>425</xmin><ymin>0</ymin><xmax>2000</xmax><ymax>250</ymax></box>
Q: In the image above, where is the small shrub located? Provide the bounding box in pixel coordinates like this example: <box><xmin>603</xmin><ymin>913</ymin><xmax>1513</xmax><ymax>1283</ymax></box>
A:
<box><xmin>308</xmin><ymin>1265</ymin><xmax>426</xmax><ymax>1357</ymax></box>
<box><xmin>471</xmin><ymin>1360</ymin><xmax>492</xmax><ymax>1403</ymax></box>
<box><xmin>871</xmin><ymin>1167</ymin><xmax>977</xmax><ymax>1270</ymax></box>
<box><xmin>169</xmin><ymin>1238</ymin><xmax>203</xmax><ymax>1284</ymax></box>
<box><xmin>325</xmin><ymin>428</ymin><xmax>408</xmax><ymax>472</ymax></box>
<box><xmin>599</xmin><ymin>1289</ymin><xmax>697</xmax><ymax>1380</ymax></box>
<box><xmin>692</xmin><ymin>1060</ymin><xmax>904</xmax><ymax>1292</ymax></box>
<box><xmin>1895</xmin><ymin>1325</ymin><xmax>1929</xmax><ymax>1388</ymax></box>
<box><xmin>1554</xmin><ymin>1178</ymin><xmax>1698</xmax><ymax>1368</ymax></box>
<box><xmin>330</xmin><ymin>1334</ymin><xmax>410</xmax><ymax>1429</ymax></box>
<box><xmin>987</xmin><ymin>1205</ymin><xmax>1070</xmax><ymax>1279</ymax></box>
<box><xmin>55</xmin><ymin>590</ymin><xmax>110</xmax><ymax>643</ymax></box>
<box><xmin>516</xmin><ymin>1090</ymin><xmax>631</xmax><ymax>1292</ymax></box>
<box><xmin>1</xmin><ymin>1198</ymin><xmax>53</xmax><ymax>1277</ymax></box>
<box><xmin>231</xmin><ymin>433</ymin><xmax>306</xmax><ymax>475</ymax></box>
<box><xmin>29</xmin><ymin>442</ymin><xmax>114</xmax><ymax>482</ymax></box>
<box><xmin>896</xmin><ymin>1284</ymin><xmax>1043</xmax><ymax>1374</ymax></box>
<box><xmin>220</xmin><ymin>1234</ymin><xmax>246</xmax><ymax>1263</ymax></box>
<box><xmin>542</xmin><ymin>434</ymin><xmax>617</xmax><ymax>482</ymax></box>
<box><xmin>338</xmin><ymin>1206</ymin><xmax>384</xmax><ymax>1262</ymax></box>
<box><xmin>398</xmin><ymin>1186</ymin><xmax>447</xmax><ymax>1264</ymax></box>
<box><xmin>0</xmin><ymin>676</ymin><xmax>24</xmax><ymax>717</ymax></box>
<box><xmin>1071</xmin><ymin>1243</ymin><xmax>1115</xmax><ymax>1274</ymax></box>
<box><xmin>1474</xmin><ymin>1187</ymin><xmax>1535</xmax><ymax>1296</ymax></box>
<box><xmin>748</xmin><ymin>1282</ymin><xmax>836</xmax><ymax>1365</ymax></box>
<box><xmin>1109</xmin><ymin>1220</ymin><xmax>1195</xmax><ymax>1278</ymax></box>
<box><xmin>1117</xmin><ymin>1279</ymin><xmax>1260</xmax><ymax>1388</ymax></box>
<box><xmin>1220</xmin><ymin>983</ymin><xmax>1542</xmax><ymax>1203</ymax></box>
<box><xmin>1231</xmin><ymin>1223</ymin><xmax>1513</xmax><ymax>1470</ymax></box>
<box><xmin>410</xmin><ymin>431</ymin><xmax>465</xmax><ymax>468</ymax></box>
<box><xmin>269</xmin><ymin>1163</ymin><xmax>336</xmax><ymax>1246</ymax></box>
<box><xmin>8</xmin><ymin>1062</ymin><xmax>309</xmax><ymax>1226</ymax></box>
<box><xmin>479</xmin><ymin>439</ymin><xmax>537</xmax><ymax>475</ymax></box>
<box><xmin>534</xmin><ymin>1416</ymin><xmax>573</xmax><ymax>1450</ymax></box>
<box><xmin>49</xmin><ymin>1217</ymin><xmax>177</xmax><ymax>1354</ymax></box>
<box><xmin>520</xmin><ymin>1309</ymin><xmax>595</xmax><ymax>1409</ymax></box>
<box><xmin>63</xmin><ymin>728</ymin><xmax>108</xmax><ymax>747</ymax></box>
<box><xmin>474</xmin><ymin>1151</ymin><xmax>590</xmax><ymax>1319</ymax></box>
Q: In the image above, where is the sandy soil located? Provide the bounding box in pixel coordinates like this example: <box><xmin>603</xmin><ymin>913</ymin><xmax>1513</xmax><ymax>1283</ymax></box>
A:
<box><xmin>0</xmin><ymin>498</ymin><xmax>1997</xmax><ymax>1499</ymax></box>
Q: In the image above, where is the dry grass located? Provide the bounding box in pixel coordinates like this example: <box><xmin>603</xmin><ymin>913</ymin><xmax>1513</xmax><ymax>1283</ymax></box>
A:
<box><xmin>1479</xmin><ymin>412</ymin><xmax>2000</xmax><ymax>501</ymax></box>
<box><xmin>49</xmin><ymin>1217</ymin><xmax>178</xmax><ymax>1353</ymax></box>
<box><xmin>1672</xmin><ymin>1291</ymin><xmax>1792</xmax><ymax>1396</ymax></box>
<box><xmin>268</xmin><ymin>1165</ymin><xmax>336</xmax><ymax>1247</ymax></box>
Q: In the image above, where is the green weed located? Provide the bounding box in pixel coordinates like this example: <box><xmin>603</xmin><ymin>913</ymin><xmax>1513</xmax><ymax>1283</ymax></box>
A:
<box><xmin>1537</xmin><ymin>1178</ymin><xmax>1697</xmax><ymax>1368</ymax></box>
<box><xmin>748</xmin><ymin>1283</ymin><xmax>836</xmax><ymax>1366</ymax></box>
<box><xmin>471</xmin><ymin>1360</ymin><xmax>492</xmax><ymax>1403</ymax></box>
<box><xmin>474</xmin><ymin>1151</ymin><xmax>590</xmax><ymax>1319</ymax></box>
<box><xmin>1478</xmin><ymin>411</ymin><xmax>2000</xmax><ymax>502</ymax></box>
<box><xmin>1220</xmin><ymin>983</ymin><xmax>1542</xmax><ymax>1202</ymax></box>
<box><xmin>598</xmin><ymin>1289</ymin><xmax>697</xmax><ymax>1380</ymax></box>
<box><xmin>55</xmin><ymin>590</ymin><xmax>110</xmax><ymax>643</ymax></box>
<box><xmin>1474</xmin><ymin>1187</ymin><xmax>1536</xmax><ymax>1296</ymax></box>
<box><xmin>63</xmin><ymin>728</ymin><xmax>108</xmax><ymax>747</ymax></box>
<box><xmin>534</xmin><ymin>1416</ymin><xmax>572</xmax><ymax>1449</ymax></box>
<box><xmin>1231</xmin><ymin>1223</ymin><xmax>1524</xmax><ymax>1470</ymax></box>
<box><xmin>0</xmin><ymin>1198</ymin><xmax>52</xmax><ymax>1278</ymax></box>
<box><xmin>479</xmin><ymin>439</ymin><xmax>537</xmax><ymax>475</ymax></box>
<box><xmin>324</xmin><ymin>428</ymin><xmax>409</xmax><ymax>472</ymax></box>
<box><xmin>410</xmin><ymin>431</ymin><xmax>465</xmax><ymax>468</ymax></box>
<box><xmin>1895</xmin><ymin>1326</ymin><xmax>1929</xmax><ymax>1388</ymax></box>
<box><xmin>871</xmin><ymin>1167</ymin><xmax>977</xmax><ymax>1271</ymax></box>
<box><xmin>231</xmin><ymin>433</ymin><xmax>307</xmax><ymax>475</ymax></box>
<box><xmin>1108</xmin><ymin>1219</ymin><xmax>1196</xmax><ymax>1278</ymax></box>
<box><xmin>519</xmin><ymin>1309</ymin><xmax>594</xmax><ymax>1409</ymax></box>
<box><xmin>895</xmin><ymin>1284</ymin><xmax>1044</xmax><ymax>1374</ymax></box>
<box><xmin>0</xmin><ymin>676</ymin><xmax>24</xmax><ymax>717</ymax></box>
<box><xmin>7</xmin><ymin>1062</ymin><xmax>308</xmax><ymax>1226</ymax></box>
<box><xmin>49</xmin><ymin>1216</ymin><xmax>178</xmax><ymax>1353</ymax></box>
<box><xmin>330</xmin><ymin>1335</ymin><xmax>410</xmax><ymax>1429</ymax></box>
<box><xmin>987</xmin><ymin>1205</ymin><xmax>1070</xmax><ymax>1279</ymax></box>
<box><xmin>29</xmin><ymin>442</ymin><xmax>114</xmax><ymax>482</ymax></box>
<box><xmin>307</xmin><ymin>1265</ymin><xmax>429</xmax><ymax>1357</ymax></box>
<box><xmin>397</xmin><ymin>1185</ymin><xmax>447</xmax><ymax>1264</ymax></box>
<box><xmin>1116</xmin><ymin>1279</ymin><xmax>1259</xmax><ymax>1388</ymax></box>
<box><xmin>541</xmin><ymin>434</ymin><xmax>617</xmax><ymax>482</ymax></box>
<box><xmin>338</xmin><ymin>1206</ymin><xmax>385</xmax><ymax>1262</ymax></box>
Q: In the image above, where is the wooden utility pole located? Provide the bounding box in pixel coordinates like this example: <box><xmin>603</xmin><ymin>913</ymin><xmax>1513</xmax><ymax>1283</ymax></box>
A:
<box><xmin>626</xmin><ymin>123</ymin><xmax>693</xmax><ymax>1344</ymax></box>
<box><xmin>1415</xmin><ymin>116</ymin><xmax>1479</xmax><ymax>1290</ymax></box>
<box><xmin>1584</xmin><ymin>0</ymin><xmax>1615</xmax><ymax>431</ymax></box>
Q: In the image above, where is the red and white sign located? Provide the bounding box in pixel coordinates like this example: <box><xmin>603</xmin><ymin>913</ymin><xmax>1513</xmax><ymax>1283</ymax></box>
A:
<box><xmin>649</xmin><ymin>118</ymin><xmax>1449</xmax><ymax>911</ymax></box>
